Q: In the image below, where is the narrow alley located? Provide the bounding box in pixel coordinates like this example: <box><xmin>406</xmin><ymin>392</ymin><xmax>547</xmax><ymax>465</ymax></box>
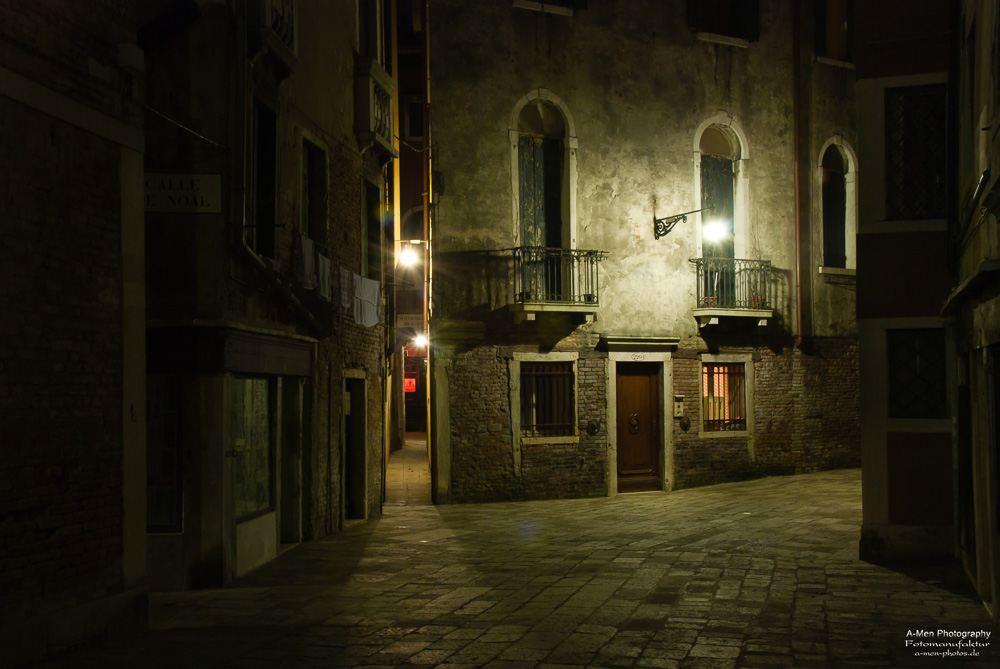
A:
<box><xmin>35</xmin><ymin>466</ymin><xmax>997</xmax><ymax>668</ymax></box>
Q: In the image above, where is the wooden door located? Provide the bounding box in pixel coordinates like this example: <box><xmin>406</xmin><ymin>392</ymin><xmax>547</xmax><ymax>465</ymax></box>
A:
<box><xmin>617</xmin><ymin>362</ymin><xmax>660</xmax><ymax>493</ymax></box>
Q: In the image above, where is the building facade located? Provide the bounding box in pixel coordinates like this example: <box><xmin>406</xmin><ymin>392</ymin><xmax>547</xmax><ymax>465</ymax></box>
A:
<box><xmin>0</xmin><ymin>1</ymin><xmax>146</xmax><ymax>664</ymax></box>
<box><xmin>948</xmin><ymin>0</ymin><xmax>1000</xmax><ymax>622</ymax></box>
<box><xmin>425</xmin><ymin>0</ymin><xmax>860</xmax><ymax>503</ymax></box>
<box><xmin>141</xmin><ymin>0</ymin><xmax>395</xmax><ymax>589</ymax></box>
<box><xmin>854</xmin><ymin>1</ymin><xmax>955</xmax><ymax>564</ymax></box>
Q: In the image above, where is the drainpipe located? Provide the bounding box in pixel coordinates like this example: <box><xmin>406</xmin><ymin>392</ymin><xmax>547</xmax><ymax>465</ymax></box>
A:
<box><xmin>792</xmin><ymin>0</ymin><xmax>803</xmax><ymax>349</ymax></box>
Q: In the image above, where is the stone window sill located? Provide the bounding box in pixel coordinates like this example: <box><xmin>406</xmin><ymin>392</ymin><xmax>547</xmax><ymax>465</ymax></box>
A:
<box><xmin>816</xmin><ymin>56</ymin><xmax>855</xmax><ymax>70</ymax></box>
<box><xmin>521</xmin><ymin>435</ymin><xmax>580</xmax><ymax>446</ymax></box>
<box><xmin>695</xmin><ymin>32</ymin><xmax>749</xmax><ymax>49</ymax></box>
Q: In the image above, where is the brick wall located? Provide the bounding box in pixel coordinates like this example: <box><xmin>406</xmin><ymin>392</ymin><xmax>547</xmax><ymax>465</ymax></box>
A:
<box><xmin>449</xmin><ymin>327</ymin><xmax>608</xmax><ymax>502</ymax></box>
<box><xmin>672</xmin><ymin>336</ymin><xmax>860</xmax><ymax>489</ymax></box>
<box><xmin>0</xmin><ymin>97</ymin><xmax>125</xmax><ymax>637</ymax></box>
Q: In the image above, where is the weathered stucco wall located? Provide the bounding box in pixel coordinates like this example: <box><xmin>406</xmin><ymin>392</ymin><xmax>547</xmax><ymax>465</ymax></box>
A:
<box><xmin>428</xmin><ymin>0</ymin><xmax>859</xmax><ymax>501</ymax></box>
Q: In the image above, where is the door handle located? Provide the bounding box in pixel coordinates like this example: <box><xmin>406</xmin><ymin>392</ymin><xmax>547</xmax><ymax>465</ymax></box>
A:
<box><xmin>628</xmin><ymin>413</ymin><xmax>641</xmax><ymax>434</ymax></box>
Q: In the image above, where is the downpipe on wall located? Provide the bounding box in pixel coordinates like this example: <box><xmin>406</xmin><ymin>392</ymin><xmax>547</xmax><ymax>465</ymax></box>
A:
<box><xmin>793</xmin><ymin>0</ymin><xmax>804</xmax><ymax>350</ymax></box>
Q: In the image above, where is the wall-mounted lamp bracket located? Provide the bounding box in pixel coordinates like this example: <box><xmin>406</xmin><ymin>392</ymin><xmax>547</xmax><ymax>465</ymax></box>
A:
<box><xmin>653</xmin><ymin>206</ymin><xmax>712</xmax><ymax>240</ymax></box>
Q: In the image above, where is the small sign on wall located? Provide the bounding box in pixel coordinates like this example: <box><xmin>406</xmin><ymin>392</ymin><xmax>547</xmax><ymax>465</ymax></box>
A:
<box><xmin>145</xmin><ymin>173</ymin><xmax>223</xmax><ymax>213</ymax></box>
<box><xmin>404</xmin><ymin>377</ymin><xmax>416</xmax><ymax>393</ymax></box>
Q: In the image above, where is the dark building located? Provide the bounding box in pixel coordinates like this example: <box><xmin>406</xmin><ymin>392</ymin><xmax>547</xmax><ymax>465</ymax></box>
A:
<box><xmin>141</xmin><ymin>0</ymin><xmax>395</xmax><ymax>588</ymax></box>
<box><xmin>947</xmin><ymin>0</ymin><xmax>1000</xmax><ymax>622</ymax></box>
<box><xmin>2</xmin><ymin>0</ymin><xmax>399</xmax><ymax>663</ymax></box>
<box><xmin>0</xmin><ymin>1</ymin><xmax>146</xmax><ymax>664</ymax></box>
<box><xmin>855</xmin><ymin>0</ymin><xmax>954</xmax><ymax>561</ymax></box>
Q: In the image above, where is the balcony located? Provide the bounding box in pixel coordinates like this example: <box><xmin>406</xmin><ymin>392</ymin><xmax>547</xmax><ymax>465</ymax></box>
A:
<box><xmin>511</xmin><ymin>247</ymin><xmax>608</xmax><ymax>321</ymax></box>
<box><xmin>355</xmin><ymin>57</ymin><xmax>398</xmax><ymax>164</ymax></box>
<box><xmin>691</xmin><ymin>257</ymin><xmax>773</xmax><ymax>327</ymax></box>
<box><xmin>249</xmin><ymin>0</ymin><xmax>299</xmax><ymax>81</ymax></box>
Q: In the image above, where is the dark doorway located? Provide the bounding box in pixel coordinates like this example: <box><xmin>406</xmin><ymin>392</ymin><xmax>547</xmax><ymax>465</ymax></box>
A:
<box><xmin>617</xmin><ymin>362</ymin><xmax>661</xmax><ymax>493</ymax></box>
<box><xmin>344</xmin><ymin>377</ymin><xmax>366</xmax><ymax>520</ymax></box>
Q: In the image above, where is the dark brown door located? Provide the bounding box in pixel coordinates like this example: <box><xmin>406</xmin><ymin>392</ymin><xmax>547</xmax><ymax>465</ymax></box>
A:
<box><xmin>617</xmin><ymin>362</ymin><xmax>660</xmax><ymax>493</ymax></box>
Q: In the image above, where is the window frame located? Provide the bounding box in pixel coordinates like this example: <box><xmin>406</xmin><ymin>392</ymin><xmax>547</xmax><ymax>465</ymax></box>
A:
<box><xmin>232</xmin><ymin>375</ymin><xmax>276</xmax><ymax>521</ymax></box>
<box><xmin>247</xmin><ymin>97</ymin><xmax>277</xmax><ymax>258</ymax></box>
<box><xmin>510</xmin><ymin>351</ymin><xmax>579</xmax><ymax>447</ymax></box>
<box><xmin>693</xmin><ymin>114</ymin><xmax>751</xmax><ymax>260</ymax></box>
<box><xmin>817</xmin><ymin>138</ymin><xmax>858</xmax><ymax>272</ymax></box>
<box><xmin>509</xmin><ymin>89</ymin><xmax>578</xmax><ymax>250</ymax></box>
<box><xmin>300</xmin><ymin>136</ymin><xmax>327</xmax><ymax>243</ymax></box>
<box><xmin>699</xmin><ymin>353</ymin><xmax>754</xmax><ymax>438</ymax></box>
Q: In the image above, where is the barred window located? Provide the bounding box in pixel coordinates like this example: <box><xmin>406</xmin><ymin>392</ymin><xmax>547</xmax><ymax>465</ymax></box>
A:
<box><xmin>702</xmin><ymin>363</ymin><xmax>747</xmax><ymax>431</ymax></box>
<box><xmin>520</xmin><ymin>361</ymin><xmax>574</xmax><ymax>437</ymax></box>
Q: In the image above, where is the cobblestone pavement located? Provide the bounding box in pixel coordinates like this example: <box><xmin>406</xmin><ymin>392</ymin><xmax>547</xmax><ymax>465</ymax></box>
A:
<box><xmin>36</xmin><ymin>464</ymin><xmax>998</xmax><ymax>668</ymax></box>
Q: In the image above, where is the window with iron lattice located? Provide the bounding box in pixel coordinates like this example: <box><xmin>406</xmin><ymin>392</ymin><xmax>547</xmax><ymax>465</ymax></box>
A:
<box><xmin>884</xmin><ymin>84</ymin><xmax>947</xmax><ymax>221</ymax></box>
<box><xmin>702</xmin><ymin>362</ymin><xmax>747</xmax><ymax>432</ymax></box>
<box><xmin>520</xmin><ymin>361</ymin><xmax>575</xmax><ymax>437</ymax></box>
<box><xmin>887</xmin><ymin>328</ymin><xmax>947</xmax><ymax>419</ymax></box>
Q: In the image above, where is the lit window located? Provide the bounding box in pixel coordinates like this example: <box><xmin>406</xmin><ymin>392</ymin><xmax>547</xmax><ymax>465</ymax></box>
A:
<box><xmin>702</xmin><ymin>362</ymin><xmax>747</xmax><ymax>431</ymax></box>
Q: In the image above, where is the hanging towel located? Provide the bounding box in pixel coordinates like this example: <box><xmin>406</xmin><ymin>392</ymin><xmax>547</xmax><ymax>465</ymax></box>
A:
<box><xmin>298</xmin><ymin>234</ymin><xmax>317</xmax><ymax>290</ymax></box>
<box><xmin>317</xmin><ymin>253</ymin><xmax>332</xmax><ymax>301</ymax></box>
<box><xmin>353</xmin><ymin>274</ymin><xmax>381</xmax><ymax>327</ymax></box>
<box><xmin>339</xmin><ymin>266</ymin><xmax>352</xmax><ymax>311</ymax></box>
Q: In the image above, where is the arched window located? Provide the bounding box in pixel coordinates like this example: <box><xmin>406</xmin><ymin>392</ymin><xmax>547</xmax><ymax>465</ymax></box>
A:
<box><xmin>821</xmin><ymin>146</ymin><xmax>847</xmax><ymax>268</ymax></box>
<box><xmin>509</xmin><ymin>90</ymin><xmax>577</xmax><ymax>249</ymax></box>
<box><xmin>518</xmin><ymin>100</ymin><xmax>566</xmax><ymax>249</ymax></box>
<box><xmin>699</xmin><ymin>126</ymin><xmax>739</xmax><ymax>259</ymax></box>
<box><xmin>818</xmin><ymin>138</ymin><xmax>858</xmax><ymax>270</ymax></box>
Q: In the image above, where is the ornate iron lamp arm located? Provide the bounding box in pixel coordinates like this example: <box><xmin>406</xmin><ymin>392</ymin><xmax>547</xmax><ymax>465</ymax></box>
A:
<box><xmin>653</xmin><ymin>206</ymin><xmax>713</xmax><ymax>240</ymax></box>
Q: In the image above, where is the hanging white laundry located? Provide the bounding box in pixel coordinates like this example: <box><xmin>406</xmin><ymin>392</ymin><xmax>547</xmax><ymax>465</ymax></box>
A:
<box><xmin>340</xmin><ymin>266</ymin><xmax>352</xmax><ymax>311</ymax></box>
<box><xmin>298</xmin><ymin>234</ymin><xmax>317</xmax><ymax>290</ymax></box>
<box><xmin>317</xmin><ymin>253</ymin><xmax>331</xmax><ymax>301</ymax></box>
<box><xmin>353</xmin><ymin>273</ymin><xmax>381</xmax><ymax>327</ymax></box>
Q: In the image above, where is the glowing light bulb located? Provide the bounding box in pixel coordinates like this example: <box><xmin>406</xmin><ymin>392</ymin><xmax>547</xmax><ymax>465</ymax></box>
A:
<box><xmin>413</xmin><ymin>335</ymin><xmax>428</xmax><ymax>347</ymax></box>
<box><xmin>399</xmin><ymin>247</ymin><xmax>419</xmax><ymax>266</ymax></box>
<box><xmin>703</xmin><ymin>221</ymin><xmax>730</xmax><ymax>242</ymax></box>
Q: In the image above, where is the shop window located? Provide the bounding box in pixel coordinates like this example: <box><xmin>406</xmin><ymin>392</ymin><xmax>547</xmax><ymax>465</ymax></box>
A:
<box><xmin>147</xmin><ymin>374</ymin><xmax>182</xmax><ymax>532</ymax></box>
<box><xmin>233</xmin><ymin>377</ymin><xmax>273</xmax><ymax>519</ymax></box>
<box><xmin>702</xmin><ymin>362</ymin><xmax>747</xmax><ymax>431</ymax></box>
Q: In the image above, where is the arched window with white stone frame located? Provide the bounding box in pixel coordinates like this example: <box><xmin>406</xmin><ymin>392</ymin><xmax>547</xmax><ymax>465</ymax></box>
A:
<box><xmin>818</xmin><ymin>138</ymin><xmax>858</xmax><ymax>271</ymax></box>
<box><xmin>509</xmin><ymin>90</ymin><xmax>578</xmax><ymax>251</ymax></box>
<box><xmin>692</xmin><ymin>113</ymin><xmax>751</xmax><ymax>260</ymax></box>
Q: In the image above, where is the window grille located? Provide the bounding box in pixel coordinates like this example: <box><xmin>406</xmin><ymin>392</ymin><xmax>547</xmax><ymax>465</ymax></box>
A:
<box><xmin>885</xmin><ymin>84</ymin><xmax>946</xmax><ymax>220</ymax></box>
<box><xmin>520</xmin><ymin>361</ymin><xmax>574</xmax><ymax>437</ymax></box>
<box><xmin>887</xmin><ymin>328</ymin><xmax>947</xmax><ymax>418</ymax></box>
<box><xmin>702</xmin><ymin>363</ymin><xmax>746</xmax><ymax>431</ymax></box>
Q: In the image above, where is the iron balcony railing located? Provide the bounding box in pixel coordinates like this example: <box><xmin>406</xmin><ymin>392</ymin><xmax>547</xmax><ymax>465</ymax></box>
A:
<box><xmin>692</xmin><ymin>257</ymin><xmax>772</xmax><ymax>310</ymax></box>
<box><xmin>512</xmin><ymin>247</ymin><xmax>608</xmax><ymax>306</ymax></box>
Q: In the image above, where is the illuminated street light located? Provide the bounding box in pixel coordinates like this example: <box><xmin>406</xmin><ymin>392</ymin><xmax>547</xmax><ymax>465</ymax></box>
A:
<box><xmin>399</xmin><ymin>245</ymin><xmax>419</xmax><ymax>267</ymax></box>
<box><xmin>413</xmin><ymin>334</ymin><xmax>428</xmax><ymax>347</ymax></box>
<box><xmin>703</xmin><ymin>220</ymin><xmax>730</xmax><ymax>242</ymax></box>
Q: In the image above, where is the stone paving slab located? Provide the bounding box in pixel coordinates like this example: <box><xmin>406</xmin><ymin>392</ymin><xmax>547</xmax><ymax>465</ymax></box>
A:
<box><xmin>33</xmin><ymin>469</ymin><xmax>998</xmax><ymax>667</ymax></box>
